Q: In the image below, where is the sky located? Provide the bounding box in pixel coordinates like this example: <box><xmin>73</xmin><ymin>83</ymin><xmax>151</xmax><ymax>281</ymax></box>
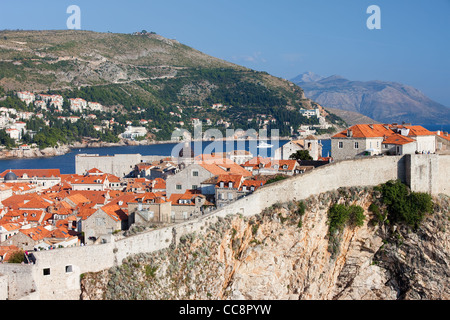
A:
<box><xmin>0</xmin><ymin>0</ymin><xmax>449</xmax><ymax>106</ymax></box>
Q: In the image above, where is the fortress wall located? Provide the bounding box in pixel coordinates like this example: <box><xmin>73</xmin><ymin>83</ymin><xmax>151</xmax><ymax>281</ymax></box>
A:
<box><xmin>405</xmin><ymin>154</ymin><xmax>442</xmax><ymax>195</ymax></box>
<box><xmin>438</xmin><ymin>155</ymin><xmax>450</xmax><ymax>195</ymax></box>
<box><xmin>113</xmin><ymin>226</ymin><xmax>173</xmax><ymax>264</ymax></box>
<box><xmin>75</xmin><ymin>154</ymin><xmax>169</xmax><ymax>177</ymax></box>
<box><xmin>0</xmin><ymin>264</ymin><xmax>35</xmax><ymax>300</ymax></box>
<box><xmin>1</xmin><ymin>154</ymin><xmax>448</xmax><ymax>300</ymax></box>
<box><xmin>31</xmin><ymin>242</ymin><xmax>115</xmax><ymax>300</ymax></box>
<box><xmin>0</xmin><ymin>274</ymin><xmax>8</xmax><ymax>300</ymax></box>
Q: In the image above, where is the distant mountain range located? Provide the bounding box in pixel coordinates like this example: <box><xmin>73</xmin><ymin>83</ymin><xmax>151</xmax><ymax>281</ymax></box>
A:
<box><xmin>291</xmin><ymin>72</ymin><xmax>450</xmax><ymax>125</ymax></box>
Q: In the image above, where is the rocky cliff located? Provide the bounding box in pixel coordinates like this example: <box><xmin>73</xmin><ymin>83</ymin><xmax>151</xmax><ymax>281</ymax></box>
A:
<box><xmin>80</xmin><ymin>187</ymin><xmax>450</xmax><ymax>300</ymax></box>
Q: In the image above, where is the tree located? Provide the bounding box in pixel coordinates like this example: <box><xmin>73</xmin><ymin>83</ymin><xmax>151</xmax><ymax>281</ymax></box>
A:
<box><xmin>289</xmin><ymin>150</ymin><xmax>313</xmax><ymax>161</ymax></box>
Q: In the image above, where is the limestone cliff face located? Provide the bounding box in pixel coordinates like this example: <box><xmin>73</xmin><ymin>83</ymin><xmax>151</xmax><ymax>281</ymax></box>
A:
<box><xmin>80</xmin><ymin>187</ymin><xmax>450</xmax><ymax>300</ymax></box>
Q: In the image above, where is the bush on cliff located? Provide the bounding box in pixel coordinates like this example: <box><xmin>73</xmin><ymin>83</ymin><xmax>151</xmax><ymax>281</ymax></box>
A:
<box><xmin>327</xmin><ymin>203</ymin><xmax>365</xmax><ymax>258</ymax></box>
<box><xmin>379</xmin><ymin>180</ymin><xmax>433</xmax><ymax>230</ymax></box>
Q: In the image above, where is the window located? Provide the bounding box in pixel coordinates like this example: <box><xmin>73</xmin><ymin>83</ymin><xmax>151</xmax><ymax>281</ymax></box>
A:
<box><xmin>338</xmin><ymin>142</ymin><xmax>343</xmax><ymax>149</ymax></box>
<box><xmin>192</xmin><ymin>185</ymin><xmax>198</xmax><ymax>190</ymax></box>
<box><xmin>176</xmin><ymin>184</ymin><xmax>182</xmax><ymax>190</ymax></box>
<box><xmin>65</xmin><ymin>265</ymin><xmax>73</xmax><ymax>273</ymax></box>
<box><xmin>43</xmin><ymin>268</ymin><xmax>51</xmax><ymax>276</ymax></box>
<box><xmin>192</xmin><ymin>171</ymin><xmax>199</xmax><ymax>177</ymax></box>
<box><xmin>219</xmin><ymin>182</ymin><xmax>224</xmax><ymax>188</ymax></box>
<box><xmin>228</xmin><ymin>193</ymin><xmax>233</xmax><ymax>200</ymax></box>
<box><xmin>354</xmin><ymin>142</ymin><xmax>359</xmax><ymax>149</ymax></box>
<box><xmin>228</xmin><ymin>182</ymin><xmax>233</xmax><ymax>188</ymax></box>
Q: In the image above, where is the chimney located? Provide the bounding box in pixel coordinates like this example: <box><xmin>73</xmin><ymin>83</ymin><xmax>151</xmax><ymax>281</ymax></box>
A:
<box><xmin>437</xmin><ymin>130</ymin><xmax>441</xmax><ymax>136</ymax></box>
<box><xmin>347</xmin><ymin>129</ymin><xmax>353</xmax><ymax>137</ymax></box>
<box><xmin>445</xmin><ymin>132</ymin><xmax>448</xmax><ymax>137</ymax></box>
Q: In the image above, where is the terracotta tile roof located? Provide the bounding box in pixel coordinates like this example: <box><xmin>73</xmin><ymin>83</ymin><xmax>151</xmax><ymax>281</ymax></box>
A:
<box><xmin>2</xmin><ymin>194</ymin><xmax>53</xmax><ymax>210</ymax></box>
<box><xmin>240</xmin><ymin>179</ymin><xmax>266</xmax><ymax>191</ymax></box>
<box><xmin>242</xmin><ymin>157</ymin><xmax>272</xmax><ymax>169</ymax></box>
<box><xmin>332</xmin><ymin>123</ymin><xmax>435</xmax><ymax>140</ymax></box>
<box><xmin>87</xmin><ymin>168</ymin><xmax>103</xmax><ymax>174</ymax></box>
<box><xmin>382</xmin><ymin>133</ymin><xmax>416</xmax><ymax>145</ymax></box>
<box><xmin>0</xmin><ymin>245</ymin><xmax>20</xmax><ymax>261</ymax></box>
<box><xmin>64</xmin><ymin>193</ymin><xmax>90</xmax><ymax>206</ymax></box>
<box><xmin>77</xmin><ymin>204</ymin><xmax>97</xmax><ymax>220</ymax></box>
<box><xmin>20</xmin><ymin>226</ymin><xmax>51</xmax><ymax>241</ymax></box>
<box><xmin>107</xmin><ymin>174</ymin><xmax>121</xmax><ymax>183</ymax></box>
<box><xmin>0</xmin><ymin>182</ymin><xmax>36</xmax><ymax>193</ymax></box>
<box><xmin>0</xmin><ymin>169</ymin><xmax>60</xmax><ymax>179</ymax></box>
<box><xmin>216</xmin><ymin>174</ymin><xmax>244</xmax><ymax>189</ymax></box>
<box><xmin>67</xmin><ymin>190</ymin><xmax>108</xmax><ymax>205</ymax></box>
<box><xmin>69</xmin><ymin>175</ymin><xmax>108</xmax><ymax>185</ymax></box>
<box><xmin>200</xmin><ymin>161</ymin><xmax>252</xmax><ymax>177</ymax></box>
<box><xmin>132</xmin><ymin>192</ymin><xmax>168</xmax><ymax>203</ymax></box>
<box><xmin>152</xmin><ymin>178</ymin><xmax>166</xmax><ymax>190</ymax></box>
<box><xmin>399</xmin><ymin>125</ymin><xmax>435</xmax><ymax>136</ymax></box>
<box><xmin>332</xmin><ymin>124</ymin><xmax>394</xmax><ymax>139</ymax></box>
<box><xmin>242</xmin><ymin>157</ymin><xmax>298</xmax><ymax>171</ymax></box>
<box><xmin>19</xmin><ymin>197</ymin><xmax>52</xmax><ymax>210</ymax></box>
<box><xmin>100</xmin><ymin>204</ymin><xmax>128</xmax><ymax>222</ymax></box>
<box><xmin>107</xmin><ymin>193</ymin><xmax>140</xmax><ymax>208</ymax></box>
<box><xmin>275</xmin><ymin>160</ymin><xmax>298</xmax><ymax>171</ymax></box>
<box><xmin>0</xmin><ymin>222</ymin><xmax>21</xmax><ymax>231</ymax></box>
<box><xmin>169</xmin><ymin>190</ymin><xmax>205</xmax><ymax>206</ymax></box>
<box><xmin>47</xmin><ymin>227</ymin><xmax>73</xmax><ymax>239</ymax></box>
<box><xmin>434</xmin><ymin>131</ymin><xmax>450</xmax><ymax>142</ymax></box>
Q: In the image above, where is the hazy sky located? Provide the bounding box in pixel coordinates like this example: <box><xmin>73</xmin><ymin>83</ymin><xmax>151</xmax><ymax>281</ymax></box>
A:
<box><xmin>1</xmin><ymin>0</ymin><xmax>449</xmax><ymax>106</ymax></box>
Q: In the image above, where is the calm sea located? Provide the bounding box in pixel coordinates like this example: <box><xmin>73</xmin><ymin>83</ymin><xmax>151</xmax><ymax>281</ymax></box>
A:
<box><xmin>0</xmin><ymin>139</ymin><xmax>334</xmax><ymax>174</ymax></box>
<box><xmin>2</xmin><ymin>123</ymin><xmax>446</xmax><ymax>175</ymax></box>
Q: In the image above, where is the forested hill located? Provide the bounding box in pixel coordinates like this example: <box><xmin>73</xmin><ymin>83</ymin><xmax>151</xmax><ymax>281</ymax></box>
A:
<box><xmin>0</xmin><ymin>30</ymin><xmax>344</xmax><ymax>146</ymax></box>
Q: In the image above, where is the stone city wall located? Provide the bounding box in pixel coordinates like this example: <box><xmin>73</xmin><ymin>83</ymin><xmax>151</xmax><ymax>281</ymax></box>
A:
<box><xmin>1</xmin><ymin>154</ymin><xmax>448</xmax><ymax>300</ymax></box>
<box><xmin>75</xmin><ymin>154</ymin><xmax>168</xmax><ymax>177</ymax></box>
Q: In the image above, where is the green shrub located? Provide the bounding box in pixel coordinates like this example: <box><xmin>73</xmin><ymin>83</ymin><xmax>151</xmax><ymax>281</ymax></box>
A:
<box><xmin>380</xmin><ymin>180</ymin><xmax>433</xmax><ymax>229</ymax></box>
<box><xmin>327</xmin><ymin>203</ymin><xmax>365</xmax><ymax>258</ymax></box>
<box><xmin>145</xmin><ymin>265</ymin><xmax>158</xmax><ymax>279</ymax></box>
<box><xmin>7</xmin><ymin>250</ymin><xmax>24</xmax><ymax>264</ymax></box>
<box><xmin>328</xmin><ymin>204</ymin><xmax>350</xmax><ymax>236</ymax></box>
<box><xmin>296</xmin><ymin>201</ymin><xmax>306</xmax><ymax>216</ymax></box>
<box><xmin>348</xmin><ymin>205</ymin><xmax>365</xmax><ymax>227</ymax></box>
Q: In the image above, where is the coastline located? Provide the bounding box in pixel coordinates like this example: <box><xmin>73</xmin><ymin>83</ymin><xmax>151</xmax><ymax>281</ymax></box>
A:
<box><xmin>0</xmin><ymin>136</ymin><xmax>297</xmax><ymax>160</ymax></box>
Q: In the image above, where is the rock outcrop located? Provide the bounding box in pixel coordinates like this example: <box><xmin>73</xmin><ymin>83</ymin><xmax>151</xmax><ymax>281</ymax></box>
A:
<box><xmin>80</xmin><ymin>187</ymin><xmax>450</xmax><ymax>300</ymax></box>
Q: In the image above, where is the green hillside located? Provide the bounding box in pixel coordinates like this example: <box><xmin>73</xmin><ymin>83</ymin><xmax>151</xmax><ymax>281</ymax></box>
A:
<box><xmin>0</xmin><ymin>30</ymin><xmax>344</xmax><ymax>146</ymax></box>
